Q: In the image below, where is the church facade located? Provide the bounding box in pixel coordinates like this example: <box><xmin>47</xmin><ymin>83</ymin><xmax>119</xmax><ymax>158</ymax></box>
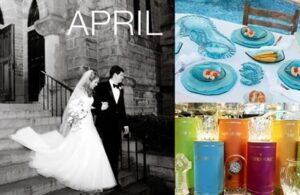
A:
<box><xmin>0</xmin><ymin>0</ymin><xmax>174</xmax><ymax>116</ymax></box>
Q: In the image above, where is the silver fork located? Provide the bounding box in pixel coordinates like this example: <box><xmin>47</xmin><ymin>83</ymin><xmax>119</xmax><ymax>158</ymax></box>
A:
<box><xmin>280</xmin><ymin>83</ymin><xmax>289</xmax><ymax>90</ymax></box>
<box><xmin>175</xmin><ymin>56</ymin><xmax>205</xmax><ymax>75</ymax></box>
<box><xmin>273</xmin><ymin>36</ymin><xmax>282</xmax><ymax>46</ymax></box>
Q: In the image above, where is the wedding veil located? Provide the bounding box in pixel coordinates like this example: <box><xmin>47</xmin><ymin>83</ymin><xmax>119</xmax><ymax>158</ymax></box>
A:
<box><xmin>59</xmin><ymin>70</ymin><xmax>93</xmax><ymax>137</ymax></box>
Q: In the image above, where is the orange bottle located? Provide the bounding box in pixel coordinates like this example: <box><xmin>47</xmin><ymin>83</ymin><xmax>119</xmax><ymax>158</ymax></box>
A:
<box><xmin>219</xmin><ymin>119</ymin><xmax>249</xmax><ymax>193</ymax></box>
<box><xmin>272</xmin><ymin>120</ymin><xmax>299</xmax><ymax>192</ymax></box>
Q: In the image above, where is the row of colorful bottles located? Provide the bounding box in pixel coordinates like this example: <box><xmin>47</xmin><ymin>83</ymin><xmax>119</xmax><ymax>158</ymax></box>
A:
<box><xmin>175</xmin><ymin>116</ymin><xmax>300</xmax><ymax>195</ymax></box>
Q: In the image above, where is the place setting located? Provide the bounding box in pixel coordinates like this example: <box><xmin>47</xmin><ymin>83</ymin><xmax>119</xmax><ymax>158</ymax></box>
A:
<box><xmin>180</xmin><ymin>61</ymin><xmax>237</xmax><ymax>96</ymax></box>
<box><xmin>278</xmin><ymin>60</ymin><xmax>300</xmax><ymax>90</ymax></box>
<box><xmin>231</xmin><ymin>25</ymin><xmax>275</xmax><ymax>48</ymax></box>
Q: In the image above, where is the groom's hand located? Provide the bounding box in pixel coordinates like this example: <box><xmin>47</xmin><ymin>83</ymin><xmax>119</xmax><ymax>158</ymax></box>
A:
<box><xmin>123</xmin><ymin>126</ymin><xmax>130</xmax><ymax>135</ymax></box>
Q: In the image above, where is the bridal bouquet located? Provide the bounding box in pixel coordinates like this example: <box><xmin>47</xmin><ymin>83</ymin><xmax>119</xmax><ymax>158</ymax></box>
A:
<box><xmin>67</xmin><ymin>98</ymin><xmax>89</xmax><ymax>127</ymax></box>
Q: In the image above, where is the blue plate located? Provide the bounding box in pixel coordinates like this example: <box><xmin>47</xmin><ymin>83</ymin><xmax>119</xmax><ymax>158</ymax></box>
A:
<box><xmin>176</xmin><ymin>15</ymin><xmax>236</xmax><ymax>59</ymax></box>
<box><xmin>245</xmin><ymin>49</ymin><xmax>285</xmax><ymax>63</ymax></box>
<box><xmin>181</xmin><ymin>62</ymin><xmax>237</xmax><ymax>95</ymax></box>
<box><xmin>190</xmin><ymin>63</ymin><xmax>226</xmax><ymax>82</ymax></box>
<box><xmin>278</xmin><ymin>60</ymin><xmax>300</xmax><ymax>90</ymax></box>
<box><xmin>231</xmin><ymin>28</ymin><xmax>275</xmax><ymax>48</ymax></box>
<box><xmin>284</xmin><ymin>60</ymin><xmax>300</xmax><ymax>78</ymax></box>
<box><xmin>240</xmin><ymin>25</ymin><xmax>267</xmax><ymax>40</ymax></box>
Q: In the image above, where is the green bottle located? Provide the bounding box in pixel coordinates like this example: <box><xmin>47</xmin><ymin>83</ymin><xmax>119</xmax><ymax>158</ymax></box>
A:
<box><xmin>175</xmin><ymin>117</ymin><xmax>201</xmax><ymax>190</ymax></box>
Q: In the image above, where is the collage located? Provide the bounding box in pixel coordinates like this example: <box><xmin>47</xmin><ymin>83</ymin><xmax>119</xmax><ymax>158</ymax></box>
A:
<box><xmin>175</xmin><ymin>0</ymin><xmax>300</xmax><ymax>195</ymax></box>
<box><xmin>1</xmin><ymin>0</ymin><xmax>300</xmax><ymax>195</ymax></box>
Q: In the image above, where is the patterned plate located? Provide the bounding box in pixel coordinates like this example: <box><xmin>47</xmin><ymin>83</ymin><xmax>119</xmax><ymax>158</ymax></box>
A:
<box><xmin>181</xmin><ymin>62</ymin><xmax>237</xmax><ymax>95</ymax></box>
<box><xmin>231</xmin><ymin>28</ymin><xmax>275</xmax><ymax>48</ymax></box>
<box><xmin>176</xmin><ymin>15</ymin><xmax>236</xmax><ymax>59</ymax></box>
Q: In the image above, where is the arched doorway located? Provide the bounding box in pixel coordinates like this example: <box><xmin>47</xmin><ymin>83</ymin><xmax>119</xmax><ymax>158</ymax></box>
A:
<box><xmin>28</xmin><ymin>0</ymin><xmax>45</xmax><ymax>101</ymax></box>
<box><xmin>0</xmin><ymin>7</ymin><xmax>3</xmax><ymax>25</ymax></box>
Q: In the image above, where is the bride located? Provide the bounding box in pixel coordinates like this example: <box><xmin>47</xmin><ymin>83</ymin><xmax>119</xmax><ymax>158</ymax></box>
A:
<box><xmin>10</xmin><ymin>70</ymin><xmax>116</xmax><ymax>192</ymax></box>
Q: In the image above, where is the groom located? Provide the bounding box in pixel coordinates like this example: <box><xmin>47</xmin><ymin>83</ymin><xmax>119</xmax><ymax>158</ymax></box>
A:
<box><xmin>93</xmin><ymin>65</ymin><xmax>129</xmax><ymax>185</ymax></box>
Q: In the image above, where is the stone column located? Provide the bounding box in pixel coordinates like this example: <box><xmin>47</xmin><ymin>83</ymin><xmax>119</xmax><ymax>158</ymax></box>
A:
<box><xmin>34</xmin><ymin>15</ymin><xmax>68</xmax><ymax>113</ymax></box>
<box><xmin>35</xmin><ymin>14</ymin><xmax>66</xmax><ymax>81</ymax></box>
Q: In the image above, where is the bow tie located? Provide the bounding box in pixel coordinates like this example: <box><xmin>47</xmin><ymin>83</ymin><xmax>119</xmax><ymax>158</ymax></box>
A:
<box><xmin>113</xmin><ymin>83</ymin><xmax>122</xmax><ymax>89</ymax></box>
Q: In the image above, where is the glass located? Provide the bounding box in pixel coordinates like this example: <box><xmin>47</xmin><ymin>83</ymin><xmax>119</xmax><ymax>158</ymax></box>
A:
<box><xmin>281</xmin><ymin>159</ymin><xmax>300</xmax><ymax>195</ymax></box>
<box><xmin>175</xmin><ymin>153</ymin><xmax>192</xmax><ymax>195</ymax></box>
<box><xmin>197</xmin><ymin>115</ymin><xmax>218</xmax><ymax>141</ymax></box>
<box><xmin>219</xmin><ymin>103</ymin><xmax>244</xmax><ymax>118</ymax></box>
<box><xmin>176</xmin><ymin>15</ymin><xmax>236</xmax><ymax>59</ymax></box>
<box><xmin>248</xmin><ymin>114</ymin><xmax>272</xmax><ymax>142</ymax></box>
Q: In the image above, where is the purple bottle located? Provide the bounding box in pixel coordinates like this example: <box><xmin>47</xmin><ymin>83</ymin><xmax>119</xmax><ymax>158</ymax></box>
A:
<box><xmin>247</xmin><ymin>142</ymin><xmax>276</xmax><ymax>195</ymax></box>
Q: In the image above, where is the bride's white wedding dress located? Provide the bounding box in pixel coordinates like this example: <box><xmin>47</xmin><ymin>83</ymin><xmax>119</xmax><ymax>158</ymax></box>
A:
<box><xmin>10</xmin><ymin>96</ymin><xmax>116</xmax><ymax>192</ymax></box>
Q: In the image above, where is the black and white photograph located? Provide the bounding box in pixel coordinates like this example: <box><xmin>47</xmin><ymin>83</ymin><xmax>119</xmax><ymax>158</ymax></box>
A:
<box><xmin>0</xmin><ymin>0</ymin><xmax>174</xmax><ymax>194</ymax></box>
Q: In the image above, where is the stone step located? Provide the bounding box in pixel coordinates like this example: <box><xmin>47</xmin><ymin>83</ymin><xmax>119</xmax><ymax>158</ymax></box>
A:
<box><xmin>0</xmin><ymin>138</ymin><xmax>24</xmax><ymax>151</ymax></box>
<box><xmin>2</xmin><ymin>166</ymin><xmax>138</xmax><ymax>190</ymax></box>
<box><xmin>148</xmin><ymin>166</ymin><xmax>174</xmax><ymax>182</ymax></box>
<box><xmin>0</xmin><ymin>149</ymin><xmax>31</xmax><ymax>167</ymax></box>
<box><xmin>0</xmin><ymin>110</ymin><xmax>51</xmax><ymax>119</ymax></box>
<box><xmin>0</xmin><ymin>176</ymin><xmax>64</xmax><ymax>195</ymax></box>
<box><xmin>0</xmin><ymin>117</ymin><xmax>61</xmax><ymax>129</ymax></box>
<box><xmin>119</xmin><ymin>170</ymin><xmax>137</xmax><ymax>188</ymax></box>
<box><xmin>120</xmin><ymin>182</ymin><xmax>150</xmax><ymax>195</ymax></box>
<box><xmin>0</xmin><ymin>103</ymin><xmax>43</xmax><ymax>111</ymax></box>
<box><xmin>0</xmin><ymin>162</ymin><xmax>38</xmax><ymax>185</ymax></box>
<box><xmin>46</xmin><ymin>182</ymin><xmax>150</xmax><ymax>195</ymax></box>
<box><xmin>45</xmin><ymin>171</ymin><xmax>148</xmax><ymax>195</ymax></box>
<box><xmin>0</xmin><ymin>125</ymin><xmax>61</xmax><ymax>151</ymax></box>
<box><xmin>0</xmin><ymin>124</ymin><xmax>60</xmax><ymax>139</ymax></box>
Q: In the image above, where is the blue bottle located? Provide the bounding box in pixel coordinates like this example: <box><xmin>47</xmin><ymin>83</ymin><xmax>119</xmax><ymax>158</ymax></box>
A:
<box><xmin>194</xmin><ymin>141</ymin><xmax>224</xmax><ymax>195</ymax></box>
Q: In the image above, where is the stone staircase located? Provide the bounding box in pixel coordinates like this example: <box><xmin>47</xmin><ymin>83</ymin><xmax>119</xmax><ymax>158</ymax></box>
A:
<box><xmin>0</xmin><ymin>103</ymin><xmax>146</xmax><ymax>195</ymax></box>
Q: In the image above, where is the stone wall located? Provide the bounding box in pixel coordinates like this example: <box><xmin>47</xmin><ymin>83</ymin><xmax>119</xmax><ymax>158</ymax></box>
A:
<box><xmin>157</xmin><ymin>0</ymin><xmax>174</xmax><ymax>116</ymax></box>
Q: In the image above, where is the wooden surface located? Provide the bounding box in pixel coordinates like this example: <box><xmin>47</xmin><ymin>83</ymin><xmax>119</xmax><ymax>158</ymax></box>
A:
<box><xmin>243</xmin><ymin>0</ymin><xmax>300</xmax><ymax>34</ymax></box>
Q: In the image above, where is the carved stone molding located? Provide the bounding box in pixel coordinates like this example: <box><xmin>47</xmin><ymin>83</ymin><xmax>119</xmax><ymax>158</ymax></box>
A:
<box><xmin>34</xmin><ymin>14</ymin><xmax>66</xmax><ymax>36</ymax></box>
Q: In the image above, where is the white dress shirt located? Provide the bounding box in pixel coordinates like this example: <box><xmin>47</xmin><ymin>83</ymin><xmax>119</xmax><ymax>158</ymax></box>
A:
<box><xmin>109</xmin><ymin>79</ymin><xmax>120</xmax><ymax>103</ymax></box>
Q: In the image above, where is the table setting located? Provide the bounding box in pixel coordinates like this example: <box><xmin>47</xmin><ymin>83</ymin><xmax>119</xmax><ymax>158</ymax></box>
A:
<box><xmin>175</xmin><ymin>14</ymin><xmax>300</xmax><ymax>103</ymax></box>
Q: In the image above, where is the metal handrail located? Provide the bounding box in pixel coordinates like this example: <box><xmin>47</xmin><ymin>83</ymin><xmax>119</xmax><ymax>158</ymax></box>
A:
<box><xmin>41</xmin><ymin>71</ymin><xmax>73</xmax><ymax>92</ymax></box>
<box><xmin>39</xmin><ymin>71</ymin><xmax>73</xmax><ymax>119</ymax></box>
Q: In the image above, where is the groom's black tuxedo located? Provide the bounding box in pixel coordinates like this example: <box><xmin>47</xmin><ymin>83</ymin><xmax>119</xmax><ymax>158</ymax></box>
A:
<box><xmin>93</xmin><ymin>80</ymin><xmax>127</xmax><ymax>180</ymax></box>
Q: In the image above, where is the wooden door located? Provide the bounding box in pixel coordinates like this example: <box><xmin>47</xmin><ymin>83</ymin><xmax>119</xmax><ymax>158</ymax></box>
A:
<box><xmin>28</xmin><ymin>29</ymin><xmax>44</xmax><ymax>102</ymax></box>
<box><xmin>0</xmin><ymin>24</ymin><xmax>15</xmax><ymax>102</ymax></box>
